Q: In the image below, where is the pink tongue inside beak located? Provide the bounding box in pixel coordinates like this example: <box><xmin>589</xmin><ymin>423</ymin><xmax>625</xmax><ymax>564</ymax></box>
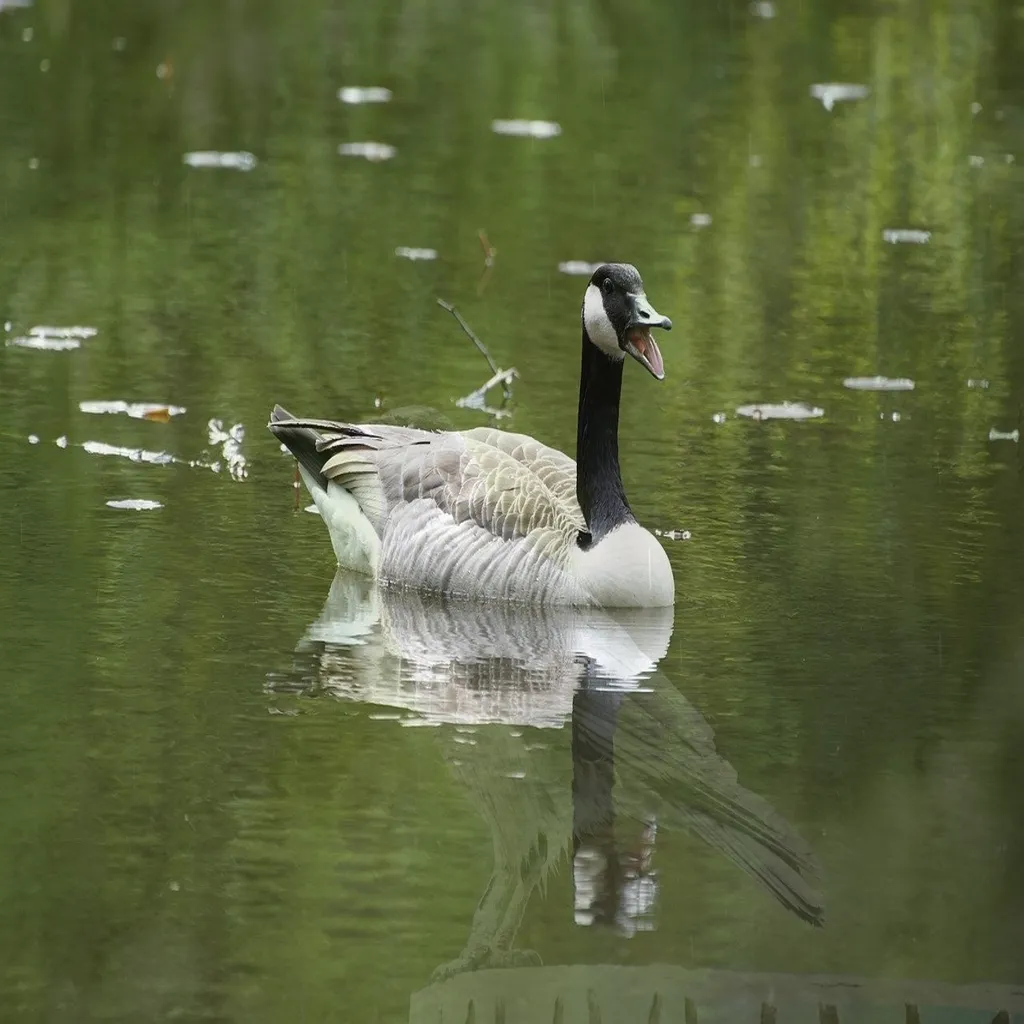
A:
<box><xmin>628</xmin><ymin>327</ymin><xmax>665</xmax><ymax>379</ymax></box>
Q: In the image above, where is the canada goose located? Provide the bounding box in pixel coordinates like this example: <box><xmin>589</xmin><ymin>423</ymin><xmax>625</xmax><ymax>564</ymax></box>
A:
<box><xmin>269</xmin><ymin>263</ymin><xmax>675</xmax><ymax>607</ymax></box>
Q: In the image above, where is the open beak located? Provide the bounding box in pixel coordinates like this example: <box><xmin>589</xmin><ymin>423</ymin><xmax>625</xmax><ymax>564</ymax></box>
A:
<box><xmin>623</xmin><ymin>293</ymin><xmax>672</xmax><ymax>380</ymax></box>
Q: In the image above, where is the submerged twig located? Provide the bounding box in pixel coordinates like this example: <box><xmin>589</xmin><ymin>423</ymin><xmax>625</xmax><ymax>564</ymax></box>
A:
<box><xmin>436</xmin><ymin>297</ymin><xmax>518</xmax><ymax>408</ymax></box>
<box><xmin>437</xmin><ymin>298</ymin><xmax>500</xmax><ymax>375</ymax></box>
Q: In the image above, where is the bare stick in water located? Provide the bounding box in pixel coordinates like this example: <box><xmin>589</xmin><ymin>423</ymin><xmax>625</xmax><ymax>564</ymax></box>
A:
<box><xmin>437</xmin><ymin>298</ymin><xmax>500</xmax><ymax>375</ymax></box>
<box><xmin>436</xmin><ymin>297</ymin><xmax>518</xmax><ymax>405</ymax></box>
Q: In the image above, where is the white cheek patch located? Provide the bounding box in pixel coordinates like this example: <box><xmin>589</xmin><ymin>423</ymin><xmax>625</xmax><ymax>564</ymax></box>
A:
<box><xmin>583</xmin><ymin>283</ymin><xmax>622</xmax><ymax>359</ymax></box>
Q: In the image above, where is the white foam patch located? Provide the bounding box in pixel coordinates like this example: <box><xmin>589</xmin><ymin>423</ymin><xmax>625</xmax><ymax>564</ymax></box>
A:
<box><xmin>183</xmin><ymin>151</ymin><xmax>257</xmax><ymax>171</ymax></box>
<box><xmin>736</xmin><ymin>402</ymin><xmax>824</xmax><ymax>421</ymax></box>
<box><xmin>338</xmin><ymin>142</ymin><xmax>395</xmax><ymax>161</ymax></box>
<box><xmin>811</xmin><ymin>83</ymin><xmax>869</xmax><ymax>111</ymax></box>
<box><xmin>843</xmin><ymin>376</ymin><xmax>915</xmax><ymax>391</ymax></box>
<box><xmin>337</xmin><ymin>86</ymin><xmax>391</xmax><ymax>104</ymax></box>
<box><xmin>558</xmin><ymin>261</ymin><xmax>603</xmax><ymax>276</ymax></box>
<box><xmin>883</xmin><ymin>228</ymin><xmax>931</xmax><ymax>244</ymax></box>
<box><xmin>394</xmin><ymin>246</ymin><xmax>437</xmax><ymax>261</ymax></box>
<box><xmin>491</xmin><ymin>119</ymin><xmax>561</xmax><ymax>139</ymax></box>
<box><xmin>106</xmin><ymin>499</ymin><xmax>163</xmax><ymax>511</ymax></box>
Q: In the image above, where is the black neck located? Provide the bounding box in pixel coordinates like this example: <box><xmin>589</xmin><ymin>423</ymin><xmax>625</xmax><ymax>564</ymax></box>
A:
<box><xmin>576</xmin><ymin>329</ymin><xmax>634</xmax><ymax>543</ymax></box>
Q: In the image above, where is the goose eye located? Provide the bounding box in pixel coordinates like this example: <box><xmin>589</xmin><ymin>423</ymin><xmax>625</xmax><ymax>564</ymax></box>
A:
<box><xmin>601</xmin><ymin>278</ymin><xmax>614</xmax><ymax>297</ymax></box>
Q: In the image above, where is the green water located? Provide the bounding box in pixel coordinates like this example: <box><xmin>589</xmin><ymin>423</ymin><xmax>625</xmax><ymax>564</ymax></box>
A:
<box><xmin>2</xmin><ymin>0</ymin><xmax>1024</xmax><ymax>1020</ymax></box>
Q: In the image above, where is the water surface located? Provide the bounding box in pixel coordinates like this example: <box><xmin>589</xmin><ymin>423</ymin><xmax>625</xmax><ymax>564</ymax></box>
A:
<box><xmin>2</xmin><ymin>1</ymin><xmax>1024</xmax><ymax>1020</ymax></box>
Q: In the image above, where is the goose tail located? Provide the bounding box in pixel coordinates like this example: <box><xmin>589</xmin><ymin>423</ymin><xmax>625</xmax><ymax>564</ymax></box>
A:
<box><xmin>267</xmin><ymin>405</ymin><xmax>383</xmax><ymax>574</ymax></box>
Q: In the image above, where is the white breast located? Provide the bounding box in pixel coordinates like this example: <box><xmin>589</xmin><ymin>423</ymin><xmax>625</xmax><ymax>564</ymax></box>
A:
<box><xmin>571</xmin><ymin>523</ymin><xmax>675</xmax><ymax>608</ymax></box>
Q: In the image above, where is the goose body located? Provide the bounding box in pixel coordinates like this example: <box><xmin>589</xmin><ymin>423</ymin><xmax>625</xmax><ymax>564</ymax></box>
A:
<box><xmin>270</xmin><ymin>263</ymin><xmax>676</xmax><ymax>608</ymax></box>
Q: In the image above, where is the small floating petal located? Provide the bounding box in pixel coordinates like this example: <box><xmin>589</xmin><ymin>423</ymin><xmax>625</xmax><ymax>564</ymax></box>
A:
<box><xmin>843</xmin><ymin>376</ymin><xmax>915</xmax><ymax>391</ymax></box>
<box><xmin>811</xmin><ymin>83</ymin><xmax>869</xmax><ymax>111</ymax></box>
<box><xmin>106</xmin><ymin>499</ymin><xmax>163</xmax><ymax>511</ymax></box>
<box><xmin>736</xmin><ymin>402</ymin><xmax>824</xmax><ymax>420</ymax></box>
<box><xmin>27</xmin><ymin>434</ymin><xmax>39</xmax><ymax>444</ymax></box>
<box><xmin>750</xmin><ymin>0</ymin><xmax>776</xmax><ymax>15</ymax></box>
<box><xmin>338</xmin><ymin>142</ymin><xmax>396</xmax><ymax>161</ymax></box>
<box><xmin>883</xmin><ymin>228</ymin><xmax>931</xmax><ymax>244</ymax></box>
<box><xmin>967</xmin><ymin>378</ymin><xmax>990</xmax><ymax>390</ymax></box>
<box><xmin>183</xmin><ymin>151</ymin><xmax>257</xmax><ymax>171</ymax></box>
<box><xmin>79</xmin><ymin>400</ymin><xmax>186</xmax><ymax>420</ymax></box>
<box><xmin>337</xmin><ymin>86</ymin><xmax>392</xmax><ymax>104</ymax></box>
<box><xmin>491</xmin><ymin>119</ymin><xmax>561</xmax><ymax>139</ymax></box>
<box><xmin>394</xmin><ymin>246</ymin><xmax>437</xmax><ymax>261</ymax></box>
<box><xmin>712</xmin><ymin>412</ymin><xmax>727</xmax><ymax>424</ymax></box>
<box><xmin>55</xmin><ymin>436</ymin><xmax>68</xmax><ymax>448</ymax></box>
<box><xmin>690</xmin><ymin>213</ymin><xmax>712</xmax><ymax>229</ymax></box>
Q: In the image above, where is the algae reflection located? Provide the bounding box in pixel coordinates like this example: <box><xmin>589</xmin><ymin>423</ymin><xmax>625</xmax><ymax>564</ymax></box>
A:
<box><xmin>268</xmin><ymin>572</ymin><xmax>823</xmax><ymax>981</ymax></box>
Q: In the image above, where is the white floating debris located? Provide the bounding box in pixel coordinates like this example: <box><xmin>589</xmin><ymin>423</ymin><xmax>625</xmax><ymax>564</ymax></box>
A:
<box><xmin>39</xmin><ymin>57</ymin><xmax>49</xmax><ymax>72</ymax></box>
<box><xmin>883</xmin><ymin>228</ymin><xmax>931</xmax><ymax>244</ymax></box>
<box><xmin>207</xmin><ymin>419</ymin><xmax>248</xmax><ymax>481</ymax></box>
<box><xmin>3</xmin><ymin>321</ymin><xmax>10</xmax><ymax>332</ymax></box>
<box><xmin>338</xmin><ymin>142</ymin><xmax>396</xmax><ymax>161</ymax></box>
<box><xmin>83</xmin><ymin>440</ymin><xmax>175</xmax><ymax>465</ymax></box>
<box><xmin>106</xmin><ymin>499</ymin><xmax>163</xmax><ymax>511</ymax></box>
<box><xmin>968</xmin><ymin>155</ymin><xmax>985</xmax><ymax>168</ymax></box>
<box><xmin>749</xmin><ymin>154</ymin><xmax>763</xmax><ymax>168</ymax></box>
<box><xmin>558</xmin><ymin>261</ymin><xmax>603</xmax><ymax>276</ymax></box>
<box><xmin>337</xmin><ymin>86</ymin><xmax>392</xmax><ymax>105</ymax></box>
<box><xmin>967</xmin><ymin>378</ymin><xmax>990</xmax><ymax>390</ymax></box>
<box><xmin>31</xmin><ymin>325</ymin><xmax>97</xmax><ymax>338</ymax></box>
<box><xmin>304</xmin><ymin>504</ymin><xmax>320</xmax><ymax>515</ymax></box>
<box><xmin>27</xmin><ymin>434</ymin><xmax>39</xmax><ymax>444</ymax></box>
<box><xmin>712</xmin><ymin>412</ymin><xmax>727</xmax><ymax>424</ymax></box>
<box><xmin>55</xmin><ymin>435</ymin><xmax>68</xmax><ymax>448</ymax></box>
<box><xmin>504</xmin><ymin>771</ymin><xmax>527</xmax><ymax>780</ymax></box>
<box><xmin>156</xmin><ymin>62</ymin><xmax>170</xmax><ymax>80</ymax></box>
<box><xmin>394</xmin><ymin>246</ymin><xmax>437</xmax><ymax>261</ymax></box>
<box><xmin>971</xmin><ymin>101</ymin><xmax>982</xmax><ymax>115</ymax></box>
<box><xmin>183</xmin><ymin>151</ymin><xmax>257</xmax><ymax>172</ymax></box>
<box><xmin>690</xmin><ymin>212</ymin><xmax>712</xmax><ymax>229</ymax></box>
<box><xmin>654</xmin><ymin>528</ymin><xmax>691</xmax><ymax>541</ymax></box>
<box><xmin>21</xmin><ymin>26</ymin><xmax>33</xmax><ymax>42</ymax></box>
<box><xmin>28</xmin><ymin>157</ymin><xmax>39</xmax><ymax>170</ymax></box>
<box><xmin>79</xmin><ymin>400</ymin><xmax>186</xmax><ymax>420</ymax></box>
<box><xmin>843</xmin><ymin>376</ymin><xmax>915</xmax><ymax>391</ymax></box>
<box><xmin>750</xmin><ymin>0</ymin><xmax>776</xmax><ymax>16</ymax></box>
<box><xmin>113</xmin><ymin>36</ymin><xmax>126</xmax><ymax>51</ymax></box>
<box><xmin>811</xmin><ymin>83</ymin><xmax>869</xmax><ymax>111</ymax></box>
<box><xmin>736</xmin><ymin>401</ymin><xmax>824</xmax><ymax>421</ymax></box>
<box><xmin>491</xmin><ymin>119</ymin><xmax>562</xmax><ymax>139</ymax></box>
<box><xmin>1006</xmin><ymin>154</ymin><xmax>1016</xmax><ymax>165</ymax></box>
<box><xmin>7</xmin><ymin>334</ymin><xmax>79</xmax><ymax>351</ymax></box>
<box><xmin>988</xmin><ymin>428</ymin><xmax>1019</xmax><ymax>443</ymax></box>
<box><xmin>7</xmin><ymin>324</ymin><xmax>98</xmax><ymax>351</ymax></box>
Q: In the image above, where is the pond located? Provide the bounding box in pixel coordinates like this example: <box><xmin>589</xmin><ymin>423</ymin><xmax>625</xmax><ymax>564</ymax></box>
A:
<box><xmin>1</xmin><ymin>1</ymin><xmax>1023</xmax><ymax>1020</ymax></box>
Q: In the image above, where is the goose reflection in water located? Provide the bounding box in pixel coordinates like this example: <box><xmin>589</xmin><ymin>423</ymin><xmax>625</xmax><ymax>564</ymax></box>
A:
<box><xmin>267</xmin><ymin>572</ymin><xmax>823</xmax><ymax>979</ymax></box>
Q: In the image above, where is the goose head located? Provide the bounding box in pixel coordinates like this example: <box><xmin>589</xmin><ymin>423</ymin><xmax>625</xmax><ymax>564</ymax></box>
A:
<box><xmin>582</xmin><ymin>263</ymin><xmax>673</xmax><ymax>380</ymax></box>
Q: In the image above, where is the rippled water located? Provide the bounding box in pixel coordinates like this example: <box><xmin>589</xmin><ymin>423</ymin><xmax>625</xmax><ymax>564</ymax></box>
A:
<box><xmin>2</xmin><ymin>1</ymin><xmax>1023</xmax><ymax>1021</ymax></box>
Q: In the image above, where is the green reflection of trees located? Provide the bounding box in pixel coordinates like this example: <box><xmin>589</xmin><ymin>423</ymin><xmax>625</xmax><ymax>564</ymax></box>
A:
<box><xmin>1</xmin><ymin>0</ymin><xmax>1023</xmax><ymax>1017</ymax></box>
